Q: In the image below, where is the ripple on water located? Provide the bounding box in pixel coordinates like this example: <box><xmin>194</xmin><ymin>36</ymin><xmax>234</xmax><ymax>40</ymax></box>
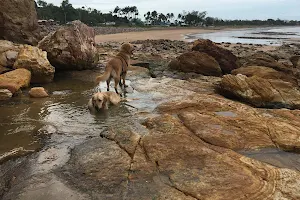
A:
<box><xmin>0</xmin><ymin>75</ymin><xmax>133</xmax><ymax>162</ymax></box>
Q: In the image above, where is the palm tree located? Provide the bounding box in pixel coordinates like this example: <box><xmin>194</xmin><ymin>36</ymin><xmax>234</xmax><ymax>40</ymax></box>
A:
<box><xmin>113</xmin><ymin>6</ymin><xmax>120</xmax><ymax>17</ymax></box>
<box><xmin>151</xmin><ymin>10</ymin><xmax>158</xmax><ymax>25</ymax></box>
<box><xmin>144</xmin><ymin>11</ymin><xmax>151</xmax><ymax>24</ymax></box>
<box><xmin>170</xmin><ymin>13</ymin><xmax>174</xmax><ymax>23</ymax></box>
<box><xmin>178</xmin><ymin>13</ymin><xmax>182</xmax><ymax>20</ymax></box>
<box><xmin>61</xmin><ymin>0</ymin><xmax>72</xmax><ymax>24</ymax></box>
<box><xmin>158</xmin><ymin>13</ymin><xmax>167</xmax><ymax>24</ymax></box>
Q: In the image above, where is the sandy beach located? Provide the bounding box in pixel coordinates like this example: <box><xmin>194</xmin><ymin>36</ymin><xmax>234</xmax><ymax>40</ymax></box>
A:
<box><xmin>95</xmin><ymin>28</ymin><xmax>217</xmax><ymax>43</ymax></box>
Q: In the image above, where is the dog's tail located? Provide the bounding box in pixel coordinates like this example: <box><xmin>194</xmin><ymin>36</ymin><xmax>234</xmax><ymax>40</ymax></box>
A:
<box><xmin>95</xmin><ymin>67</ymin><xmax>112</xmax><ymax>84</ymax></box>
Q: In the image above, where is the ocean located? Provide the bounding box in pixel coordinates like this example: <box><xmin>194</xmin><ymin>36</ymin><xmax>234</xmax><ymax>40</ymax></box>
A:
<box><xmin>186</xmin><ymin>26</ymin><xmax>300</xmax><ymax>45</ymax></box>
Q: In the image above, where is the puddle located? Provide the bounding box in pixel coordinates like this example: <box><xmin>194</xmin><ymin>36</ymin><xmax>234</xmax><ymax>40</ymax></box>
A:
<box><xmin>0</xmin><ymin>71</ymin><xmax>159</xmax><ymax>162</ymax></box>
<box><xmin>215</xmin><ymin>111</ymin><xmax>237</xmax><ymax>117</ymax></box>
<box><xmin>239</xmin><ymin>148</ymin><xmax>300</xmax><ymax>171</ymax></box>
<box><xmin>0</xmin><ymin>72</ymin><xmax>133</xmax><ymax>161</ymax></box>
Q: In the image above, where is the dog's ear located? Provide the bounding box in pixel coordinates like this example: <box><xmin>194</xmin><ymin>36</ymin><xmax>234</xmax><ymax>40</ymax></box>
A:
<box><xmin>102</xmin><ymin>96</ymin><xmax>108</xmax><ymax>109</ymax></box>
<box><xmin>92</xmin><ymin>96</ymin><xmax>96</xmax><ymax>107</ymax></box>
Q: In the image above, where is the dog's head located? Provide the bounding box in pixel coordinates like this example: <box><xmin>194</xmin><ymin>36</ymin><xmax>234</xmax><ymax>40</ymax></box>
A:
<box><xmin>120</xmin><ymin>43</ymin><xmax>134</xmax><ymax>55</ymax></box>
<box><xmin>91</xmin><ymin>92</ymin><xmax>107</xmax><ymax>110</ymax></box>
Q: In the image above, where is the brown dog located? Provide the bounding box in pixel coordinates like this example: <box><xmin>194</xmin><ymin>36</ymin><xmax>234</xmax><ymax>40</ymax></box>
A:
<box><xmin>95</xmin><ymin>43</ymin><xmax>134</xmax><ymax>95</ymax></box>
<box><xmin>88</xmin><ymin>92</ymin><xmax>121</xmax><ymax>112</ymax></box>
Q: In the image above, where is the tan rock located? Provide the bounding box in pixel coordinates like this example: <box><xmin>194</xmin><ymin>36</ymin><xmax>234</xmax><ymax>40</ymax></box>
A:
<box><xmin>141</xmin><ymin>114</ymin><xmax>300</xmax><ymax>200</ymax></box>
<box><xmin>156</xmin><ymin>92</ymin><xmax>300</xmax><ymax>151</ymax></box>
<box><xmin>0</xmin><ymin>0</ymin><xmax>40</xmax><ymax>45</ymax></box>
<box><xmin>0</xmin><ymin>82</ymin><xmax>19</xmax><ymax>94</ymax></box>
<box><xmin>168</xmin><ymin>51</ymin><xmax>222</xmax><ymax>76</ymax></box>
<box><xmin>220</xmin><ymin>74</ymin><xmax>300</xmax><ymax>109</ymax></box>
<box><xmin>0</xmin><ymin>40</ymin><xmax>22</xmax><ymax>68</ymax></box>
<box><xmin>0</xmin><ymin>68</ymin><xmax>31</xmax><ymax>93</ymax></box>
<box><xmin>238</xmin><ymin>52</ymin><xmax>291</xmax><ymax>73</ymax></box>
<box><xmin>232</xmin><ymin>65</ymin><xmax>298</xmax><ymax>85</ymax></box>
<box><xmin>192</xmin><ymin>39</ymin><xmax>238</xmax><ymax>73</ymax></box>
<box><xmin>29</xmin><ymin>87</ymin><xmax>49</xmax><ymax>98</ymax></box>
<box><xmin>13</xmin><ymin>45</ymin><xmax>55</xmax><ymax>83</ymax></box>
<box><xmin>38</xmin><ymin>20</ymin><xmax>98</xmax><ymax>70</ymax></box>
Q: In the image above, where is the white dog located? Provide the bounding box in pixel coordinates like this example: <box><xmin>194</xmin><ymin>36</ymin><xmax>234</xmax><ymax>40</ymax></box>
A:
<box><xmin>88</xmin><ymin>92</ymin><xmax>121</xmax><ymax>112</ymax></box>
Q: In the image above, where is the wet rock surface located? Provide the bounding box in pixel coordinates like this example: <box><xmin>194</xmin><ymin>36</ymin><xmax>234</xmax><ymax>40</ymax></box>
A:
<box><xmin>0</xmin><ymin>89</ymin><xmax>12</xmax><ymax>101</ymax></box>
<box><xmin>2</xmin><ymin>40</ymin><xmax>300</xmax><ymax>199</ymax></box>
<box><xmin>29</xmin><ymin>87</ymin><xmax>49</xmax><ymax>98</ymax></box>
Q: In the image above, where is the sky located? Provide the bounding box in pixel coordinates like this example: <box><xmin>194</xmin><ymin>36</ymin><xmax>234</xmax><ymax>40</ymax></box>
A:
<box><xmin>44</xmin><ymin>0</ymin><xmax>300</xmax><ymax>20</ymax></box>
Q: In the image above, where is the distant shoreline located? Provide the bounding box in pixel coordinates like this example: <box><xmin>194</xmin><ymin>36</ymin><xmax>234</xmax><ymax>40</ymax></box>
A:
<box><xmin>95</xmin><ymin>27</ymin><xmax>231</xmax><ymax>43</ymax></box>
<box><xmin>95</xmin><ymin>25</ymin><xmax>300</xmax><ymax>44</ymax></box>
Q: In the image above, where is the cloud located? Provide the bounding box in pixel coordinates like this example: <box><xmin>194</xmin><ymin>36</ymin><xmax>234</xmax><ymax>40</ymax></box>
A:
<box><xmin>44</xmin><ymin>0</ymin><xmax>300</xmax><ymax>20</ymax></box>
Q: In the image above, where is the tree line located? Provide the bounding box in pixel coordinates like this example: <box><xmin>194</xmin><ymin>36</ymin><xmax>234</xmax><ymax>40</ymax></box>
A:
<box><xmin>35</xmin><ymin>0</ymin><xmax>300</xmax><ymax>27</ymax></box>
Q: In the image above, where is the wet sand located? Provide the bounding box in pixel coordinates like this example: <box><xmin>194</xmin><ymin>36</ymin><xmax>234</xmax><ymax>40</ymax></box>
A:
<box><xmin>95</xmin><ymin>28</ymin><xmax>219</xmax><ymax>43</ymax></box>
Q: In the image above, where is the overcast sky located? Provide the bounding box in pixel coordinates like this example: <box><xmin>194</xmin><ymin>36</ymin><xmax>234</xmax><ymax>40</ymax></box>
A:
<box><xmin>44</xmin><ymin>0</ymin><xmax>300</xmax><ymax>20</ymax></box>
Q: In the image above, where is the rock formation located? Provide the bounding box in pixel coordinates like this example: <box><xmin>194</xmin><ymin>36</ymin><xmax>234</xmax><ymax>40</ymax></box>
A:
<box><xmin>192</xmin><ymin>39</ymin><xmax>239</xmax><ymax>73</ymax></box>
<box><xmin>38</xmin><ymin>21</ymin><xmax>98</xmax><ymax>70</ymax></box>
<box><xmin>29</xmin><ymin>87</ymin><xmax>49</xmax><ymax>98</ymax></box>
<box><xmin>220</xmin><ymin>74</ymin><xmax>300</xmax><ymax>109</ymax></box>
<box><xmin>0</xmin><ymin>0</ymin><xmax>40</xmax><ymax>45</ymax></box>
<box><xmin>13</xmin><ymin>45</ymin><xmax>55</xmax><ymax>83</ymax></box>
<box><xmin>168</xmin><ymin>51</ymin><xmax>222</xmax><ymax>76</ymax></box>
<box><xmin>0</xmin><ymin>68</ymin><xmax>31</xmax><ymax>93</ymax></box>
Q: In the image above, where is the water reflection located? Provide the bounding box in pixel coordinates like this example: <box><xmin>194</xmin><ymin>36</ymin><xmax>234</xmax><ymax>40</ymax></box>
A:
<box><xmin>0</xmin><ymin>73</ymin><xmax>131</xmax><ymax>161</ymax></box>
<box><xmin>240</xmin><ymin>148</ymin><xmax>300</xmax><ymax>171</ymax></box>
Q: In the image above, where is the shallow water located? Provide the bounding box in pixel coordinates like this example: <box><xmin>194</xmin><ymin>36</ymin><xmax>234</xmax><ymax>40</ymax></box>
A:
<box><xmin>0</xmin><ymin>72</ymin><xmax>135</xmax><ymax>162</ymax></box>
<box><xmin>187</xmin><ymin>26</ymin><xmax>300</xmax><ymax>45</ymax></box>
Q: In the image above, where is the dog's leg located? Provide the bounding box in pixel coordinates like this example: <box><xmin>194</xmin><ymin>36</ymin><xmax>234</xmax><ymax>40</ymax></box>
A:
<box><xmin>122</xmin><ymin>72</ymin><xmax>128</xmax><ymax>88</ymax></box>
<box><xmin>106</xmin><ymin>77</ymin><xmax>111</xmax><ymax>91</ymax></box>
<box><xmin>114</xmin><ymin>77</ymin><xmax>122</xmax><ymax>96</ymax></box>
<box><xmin>119</xmin><ymin>78</ymin><xmax>123</xmax><ymax>87</ymax></box>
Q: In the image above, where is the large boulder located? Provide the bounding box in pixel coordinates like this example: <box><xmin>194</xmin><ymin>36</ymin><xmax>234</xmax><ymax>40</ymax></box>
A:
<box><xmin>38</xmin><ymin>20</ymin><xmax>98</xmax><ymax>70</ymax></box>
<box><xmin>0</xmin><ymin>0</ymin><xmax>40</xmax><ymax>45</ymax></box>
<box><xmin>168</xmin><ymin>51</ymin><xmax>222</xmax><ymax>76</ymax></box>
<box><xmin>157</xmin><ymin>93</ymin><xmax>300</xmax><ymax>151</ymax></box>
<box><xmin>0</xmin><ymin>68</ymin><xmax>31</xmax><ymax>93</ymax></box>
<box><xmin>0</xmin><ymin>40</ymin><xmax>22</xmax><ymax>68</ymax></box>
<box><xmin>232</xmin><ymin>66</ymin><xmax>298</xmax><ymax>85</ymax></box>
<box><xmin>238</xmin><ymin>52</ymin><xmax>291</xmax><ymax>73</ymax></box>
<box><xmin>13</xmin><ymin>45</ymin><xmax>55</xmax><ymax>83</ymax></box>
<box><xmin>219</xmin><ymin>74</ymin><xmax>300</xmax><ymax>109</ymax></box>
<box><xmin>192</xmin><ymin>39</ymin><xmax>238</xmax><ymax>73</ymax></box>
